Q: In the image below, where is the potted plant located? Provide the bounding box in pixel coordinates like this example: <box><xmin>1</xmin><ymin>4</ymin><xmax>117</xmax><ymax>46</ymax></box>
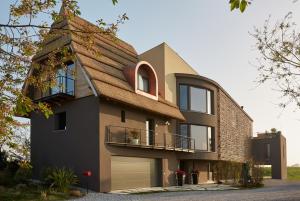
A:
<box><xmin>191</xmin><ymin>170</ymin><xmax>199</xmax><ymax>184</ymax></box>
<box><xmin>175</xmin><ymin>169</ymin><xmax>186</xmax><ymax>186</ymax></box>
<box><xmin>130</xmin><ymin>130</ymin><xmax>140</xmax><ymax>145</ymax></box>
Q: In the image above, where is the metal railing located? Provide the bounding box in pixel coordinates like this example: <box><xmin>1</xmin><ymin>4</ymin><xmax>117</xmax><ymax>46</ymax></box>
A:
<box><xmin>42</xmin><ymin>76</ymin><xmax>75</xmax><ymax>97</ymax></box>
<box><xmin>106</xmin><ymin>125</ymin><xmax>195</xmax><ymax>152</ymax></box>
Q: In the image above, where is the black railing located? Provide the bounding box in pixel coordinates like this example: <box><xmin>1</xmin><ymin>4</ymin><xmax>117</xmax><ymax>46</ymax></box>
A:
<box><xmin>42</xmin><ymin>76</ymin><xmax>75</xmax><ymax>97</ymax></box>
<box><xmin>106</xmin><ymin>125</ymin><xmax>195</xmax><ymax>152</ymax></box>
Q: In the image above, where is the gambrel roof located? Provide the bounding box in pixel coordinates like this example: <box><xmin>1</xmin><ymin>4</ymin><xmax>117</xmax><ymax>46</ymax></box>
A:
<box><xmin>28</xmin><ymin>13</ymin><xmax>185</xmax><ymax>121</ymax></box>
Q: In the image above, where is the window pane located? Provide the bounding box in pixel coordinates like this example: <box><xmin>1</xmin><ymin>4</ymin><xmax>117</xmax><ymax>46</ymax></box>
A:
<box><xmin>190</xmin><ymin>125</ymin><xmax>208</xmax><ymax>150</ymax></box>
<box><xmin>142</xmin><ymin>77</ymin><xmax>149</xmax><ymax>92</ymax></box>
<box><xmin>208</xmin><ymin>127</ymin><xmax>212</xmax><ymax>151</ymax></box>
<box><xmin>207</xmin><ymin>90</ymin><xmax>211</xmax><ymax>114</ymax></box>
<box><xmin>180</xmin><ymin>124</ymin><xmax>188</xmax><ymax>149</ymax></box>
<box><xmin>138</xmin><ymin>74</ymin><xmax>143</xmax><ymax>90</ymax></box>
<box><xmin>179</xmin><ymin>85</ymin><xmax>188</xmax><ymax>110</ymax></box>
<box><xmin>190</xmin><ymin>87</ymin><xmax>206</xmax><ymax>113</ymax></box>
<box><xmin>138</xmin><ymin>74</ymin><xmax>149</xmax><ymax>93</ymax></box>
<box><xmin>66</xmin><ymin>63</ymin><xmax>75</xmax><ymax>78</ymax></box>
<box><xmin>66</xmin><ymin>63</ymin><xmax>75</xmax><ymax>95</ymax></box>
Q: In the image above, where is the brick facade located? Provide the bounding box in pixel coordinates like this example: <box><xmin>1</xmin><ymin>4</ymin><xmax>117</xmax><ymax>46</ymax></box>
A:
<box><xmin>218</xmin><ymin>90</ymin><xmax>252</xmax><ymax>163</ymax></box>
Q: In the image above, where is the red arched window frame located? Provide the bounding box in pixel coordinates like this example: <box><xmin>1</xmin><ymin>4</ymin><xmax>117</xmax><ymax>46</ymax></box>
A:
<box><xmin>135</xmin><ymin>61</ymin><xmax>158</xmax><ymax>100</ymax></box>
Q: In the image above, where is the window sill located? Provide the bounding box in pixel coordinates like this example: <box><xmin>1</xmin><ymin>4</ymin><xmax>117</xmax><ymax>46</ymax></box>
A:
<box><xmin>180</xmin><ymin>110</ymin><xmax>214</xmax><ymax>115</ymax></box>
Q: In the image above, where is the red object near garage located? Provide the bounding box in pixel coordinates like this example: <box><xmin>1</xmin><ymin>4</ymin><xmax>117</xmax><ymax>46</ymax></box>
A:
<box><xmin>83</xmin><ymin>170</ymin><xmax>92</xmax><ymax>177</ymax></box>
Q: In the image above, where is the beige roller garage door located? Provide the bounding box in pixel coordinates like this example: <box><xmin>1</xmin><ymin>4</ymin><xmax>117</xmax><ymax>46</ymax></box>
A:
<box><xmin>111</xmin><ymin>156</ymin><xmax>161</xmax><ymax>190</ymax></box>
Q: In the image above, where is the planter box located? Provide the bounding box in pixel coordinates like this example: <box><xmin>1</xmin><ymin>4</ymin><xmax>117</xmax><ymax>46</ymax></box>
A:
<box><xmin>130</xmin><ymin>139</ymin><xmax>140</xmax><ymax>145</ymax></box>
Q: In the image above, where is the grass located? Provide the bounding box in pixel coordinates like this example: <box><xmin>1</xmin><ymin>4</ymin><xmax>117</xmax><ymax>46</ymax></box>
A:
<box><xmin>0</xmin><ymin>185</ymin><xmax>73</xmax><ymax>201</ymax></box>
<box><xmin>287</xmin><ymin>167</ymin><xmax>300</xmax><ymax>181</ymax></box>
<box><xmin>262</xmin><ymin>167</ymin><xmax>300</xmax><ymax>181</ymax></box>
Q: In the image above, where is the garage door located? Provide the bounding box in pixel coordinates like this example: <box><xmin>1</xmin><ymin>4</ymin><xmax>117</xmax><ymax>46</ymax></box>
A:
<box><xmin>111</xmin><ymin>156</ymin><xmax>161</xmax><ymax>190</ymax></box>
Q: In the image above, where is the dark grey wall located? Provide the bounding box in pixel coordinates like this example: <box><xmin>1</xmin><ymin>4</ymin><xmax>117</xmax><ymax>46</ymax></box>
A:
<box><xmin>31</xmin><ymin>95</ymin><xmax>100</xmax><ymax>190</ymax></box>
<box><xmin>252</xmin><ymin>133</ymin><xmax>287</xmax><ymax>179</ymax></box>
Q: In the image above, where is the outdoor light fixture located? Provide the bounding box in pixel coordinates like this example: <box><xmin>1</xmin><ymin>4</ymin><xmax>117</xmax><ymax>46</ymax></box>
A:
<box><xmin>83</xmin><ymin>170</ymin><xmax>92</xmax><ymax>194</ymax></box>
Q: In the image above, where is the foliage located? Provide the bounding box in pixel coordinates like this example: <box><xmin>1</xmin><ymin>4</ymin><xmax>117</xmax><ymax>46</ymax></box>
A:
<box><xmin>212</xmin><ymin>161</ymin><xmax>243</xmax><ymax>184</ymax></box>
<box><xmin>262</xmin><ymin>167</ymin><xmax>300</xmax><ymax>180</ymax></box>
<box><xmin>0</xmin><ymin>159</ymin><xmax>32</xmax><ymax>186</ymax></box>
<box><xmin>0</xmin><ymin>0</ymin><xmax>127</xmax><ymax>160</ymax></box>
<box><xmin>262</xmin><ymin>166</ymin><xmax>272</xmax><ymax>177</ymax></box>
<box><xmin>1</xmin><ymin>126</ymin><xmax>30</xmax><ymax>162</ymax></box>
<box><xmin>14</xmin><ymin>161</ymin><xmax>32</xmax><ymax>183</ymax></box>
<box><xmin>241</xmin><ymin>160</ymin><xmax>264</xmax><ymax>188</ymax></box>
<box><xmin>0</xmin><ymin>184</ymin><xmax>72</xmax><ymax>201</ymax></box>
<box><xmin>229</xmin><ymin>0</ymin><xmax>251</xmax><ymax>13</ymax></box>
<box><xmin>0</xmin><ymin>168</ymin><xmax>15</xmax><ymax>186</ymax></box>
<box><xmin>252</xmin><ymin>12</ymin><xmax>300</xmax><ymax>110</ymax></box>
<box><xmin>0</xmin><ymin>150</ymin><xmax>8</xmax><ymax>170</ymax></box>
<box><xmin>44</xmin><ymin>167</ymin><xmax>78</xmax><ymax>192</ymax></box>
<box><xmin>287</xmin><ymin>167</ymin><xmax>300</xmax><ymax>180</ymax></box>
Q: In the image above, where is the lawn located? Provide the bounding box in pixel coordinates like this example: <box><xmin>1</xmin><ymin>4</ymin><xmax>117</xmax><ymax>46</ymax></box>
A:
<box><xmin>262</xmin><ymin>167</ymin><xmax>300</xmax><ymax>180</ymax></box>
<box><xmin>287</xmin><ymin>167</ymin><xmax>300</xmax><ymax>180</ymax></box>
<box><xmin>0</xmin><ymin>185</ymin><xmax>73</xmax><ymax>201</ymax></box>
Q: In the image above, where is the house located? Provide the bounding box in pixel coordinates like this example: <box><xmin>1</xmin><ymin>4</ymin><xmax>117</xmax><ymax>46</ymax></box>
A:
<box><xmin>23</xmin><ymin>12</ymin><xmax>285</xmax><ymax>193</ymax></box>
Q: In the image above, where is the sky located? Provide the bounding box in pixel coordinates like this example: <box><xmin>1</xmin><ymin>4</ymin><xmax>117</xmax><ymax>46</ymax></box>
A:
<box><xmin>1</xmin><ymin>0</ymin><xmax>300</xmax><ymax>165</ymax></box>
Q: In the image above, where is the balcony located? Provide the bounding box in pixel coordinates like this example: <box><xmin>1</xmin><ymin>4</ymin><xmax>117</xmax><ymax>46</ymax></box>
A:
<box><xmin>35</xmin><ymin>76</ymin><xmax>75</xmax><ymax>104</ymax></box>
<box><xmin>106</xmin><ymin>125</ymin><xmax>195</xmax><ymax>152</ymax></box>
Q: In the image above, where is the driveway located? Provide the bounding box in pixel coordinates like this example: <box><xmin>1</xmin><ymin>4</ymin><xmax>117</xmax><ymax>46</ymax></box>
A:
<box><xmin>72</xmin><ymin>180</ymin><xmax>300</xmax><ymax>201</ymax></box>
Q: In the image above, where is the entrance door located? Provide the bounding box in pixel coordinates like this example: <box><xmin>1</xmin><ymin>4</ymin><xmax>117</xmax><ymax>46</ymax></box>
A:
<box><xmin>146</xmin><ymin>119</ymin><xmax>155</xmax><ymax>146</ymax></box>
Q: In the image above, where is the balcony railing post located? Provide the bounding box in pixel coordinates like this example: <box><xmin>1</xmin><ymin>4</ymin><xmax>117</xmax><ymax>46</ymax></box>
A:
<box><xmin>153</xmin><ymin>131</ymin><xmax>155</xmax><ymax>148</ymax></box>
<box><xmin>193</xmin><ymin>139</ymin><xmax>195</xmax><ymax>150</ymax></box>
<box><xmin>124</xmin><ymin>127</ymin><xmax>127</xmax><ymax>144</ymax></box>
<box><xmin>110</xmin><ymin>126</ymin><xmax>112</xmax><ymax>143</ymax></box>
<box><xmin>173</xmin><ymin>135</ymin><xmax>176</xmax><ymax>150</ymax></box>
<box><xmin>140</xmin><ymin>129</ymin><xmax>142</xmax><ymax>146</ymax></box>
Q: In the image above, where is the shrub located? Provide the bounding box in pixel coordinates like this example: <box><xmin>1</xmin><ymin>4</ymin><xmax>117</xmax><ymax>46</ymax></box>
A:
<box><xmin>0</xmin><ymin>169</ymin><xmax>14</xmax><ymax>186</ymax></box>
<box><xmin>14</xmin><ymin>162</ymin><xmax>32</xmax><ymax>183</ymax></box>
<box><xmin>0</xmin><ymin>151</ymin><xmax>7</xmax><ymax>170</ymax></box>
<box><xmin>44</xmin><ymin>167</ymin><xmax>78</xmax><ymax>193</ymax></box>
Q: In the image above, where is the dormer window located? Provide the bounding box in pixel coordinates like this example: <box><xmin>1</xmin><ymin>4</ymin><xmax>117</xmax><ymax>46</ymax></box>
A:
<box><xmin>123</xmin><ymin>61</ymin><xmax>158</xmax><ymax>100</ymax></box>
<box><xmin>138</xmin><ymin>68</ymin><xmax>150</xmax><ymax>93</ymax></box>
<box><xmin>135</xmin><ymin>61</ymin><xmax>158</xmax><ymax>100</ymax></box>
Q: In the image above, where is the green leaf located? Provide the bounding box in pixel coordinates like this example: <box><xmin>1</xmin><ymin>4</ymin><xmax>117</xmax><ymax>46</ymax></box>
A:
<box><xmin>235</xmin><ymin>0</ymin><xmax>240</xmax><ymax>9</ymax></box>
<box><xmin>230</xmin><ymin>0</ymin><xmax>236</xmax><ymax>11</ymax></box>
<box><xmin>240</xmin><ymin>0</ymin><xmax>247</xmax><ymax>12</ymax></box>
<box><xmin>112</xmin><ymin>0</ymin><xmax>118</xmax><ymax>5</ymax></box>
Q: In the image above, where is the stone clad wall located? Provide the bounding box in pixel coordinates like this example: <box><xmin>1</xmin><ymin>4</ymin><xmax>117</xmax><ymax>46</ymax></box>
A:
<box><xmin>218</xmin><ymin>90</ymin><xmax>253</xmax><ymax>163</ymax></box>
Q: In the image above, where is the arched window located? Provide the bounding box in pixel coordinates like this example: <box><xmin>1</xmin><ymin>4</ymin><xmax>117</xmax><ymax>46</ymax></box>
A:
<box><xmin>134</xmin><ymin>61</ymin><xmax>158</xmax><ymax>100</ymax></box>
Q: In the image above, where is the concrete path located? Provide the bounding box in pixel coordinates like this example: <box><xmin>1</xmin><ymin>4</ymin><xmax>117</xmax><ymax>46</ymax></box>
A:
<box><xmin>71</xmin><ymin>180</ymin><xmax>300</xmax><ymax>201</ymax></box>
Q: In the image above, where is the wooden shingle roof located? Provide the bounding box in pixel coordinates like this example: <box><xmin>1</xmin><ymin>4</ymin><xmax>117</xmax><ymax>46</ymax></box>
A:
<box><xmin>33</xmin><ymin>14</ymin><xmax>185</xmax><ymax>121</ymax></box>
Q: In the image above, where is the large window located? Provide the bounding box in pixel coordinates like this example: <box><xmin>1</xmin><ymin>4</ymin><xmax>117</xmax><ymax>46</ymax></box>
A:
<box><xmin>51</xmin><ymin>62</ymin><xmax>75</xmax><ymax>96</ymax></box>
<box><xmin>179</xmin><ymin>85</ymin><xmax>212</xmax><ymax>114</ymax></box>
<box><xmin>180</xmin><ymin>124</ymin><xmax>214</xmax><ymax>151</ymax></box>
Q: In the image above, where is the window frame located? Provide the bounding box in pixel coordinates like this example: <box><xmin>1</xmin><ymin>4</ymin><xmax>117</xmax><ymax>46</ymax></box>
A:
<box><xmin>179</xmin><ymin>84</ymin><xmax>213</xmax><ymax>115</ymax></box>
<box><xmin>179</xmin><ymin>123</ymin><xmax>215</xmax><ymax>152</ymax></box>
